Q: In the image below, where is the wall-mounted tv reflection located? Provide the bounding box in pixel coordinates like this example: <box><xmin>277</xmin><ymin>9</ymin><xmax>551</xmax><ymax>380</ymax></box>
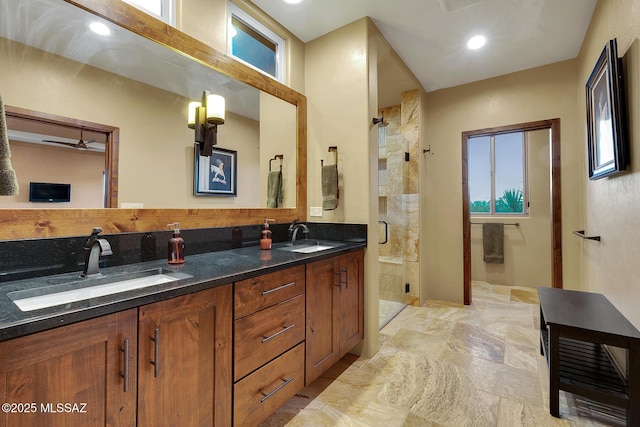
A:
<box><xmin>29</xmin><ymin>182</ymin><xmax>71</xmax><ymax>203</ymax></box>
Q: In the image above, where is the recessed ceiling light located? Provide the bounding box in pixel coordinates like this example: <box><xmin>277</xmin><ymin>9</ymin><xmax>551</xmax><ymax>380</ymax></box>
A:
<box><xmin>467</xmin><ymin>35</ymin><xmax>486</xmax><ymax>50</ymax></box>
<box><xmin>89</xmin><ymin>22</ymin><xmax>111</xmax><ymax>36</ymax></box>
<box><xmin>283</xmin><ymin>0</ymin><xmax>303</xmax><ymax>4</ymax></box>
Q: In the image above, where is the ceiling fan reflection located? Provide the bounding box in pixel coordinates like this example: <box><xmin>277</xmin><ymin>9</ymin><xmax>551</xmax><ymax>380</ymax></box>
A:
<box><xmin>43</xmin><ymin>130</ymin><xmax>102</xmax><ymax>152</ymax></box>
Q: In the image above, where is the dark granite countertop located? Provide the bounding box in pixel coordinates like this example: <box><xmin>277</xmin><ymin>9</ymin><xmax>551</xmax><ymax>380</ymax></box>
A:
<box><xmin>0</xmin><ymin>240</ymin><xmax>366</xmax><ymax>342</ymax></box>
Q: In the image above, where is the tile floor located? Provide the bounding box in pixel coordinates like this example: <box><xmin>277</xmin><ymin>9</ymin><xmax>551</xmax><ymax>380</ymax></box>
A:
<box><xmin>379</xmin><ymin>299</ymin><xmax>407</xmax><ymax>329</ymax></box>
<box><xmin>261</xmin><ymin>282</ymin><xmax>625</xmax><ymax>426</ymax></box>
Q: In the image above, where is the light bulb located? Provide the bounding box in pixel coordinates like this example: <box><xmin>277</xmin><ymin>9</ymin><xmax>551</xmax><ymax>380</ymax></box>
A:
<box><xmin>467</xmin><ymin>35</ymin><xmax>486</xmax><ymax>50</ymax></box>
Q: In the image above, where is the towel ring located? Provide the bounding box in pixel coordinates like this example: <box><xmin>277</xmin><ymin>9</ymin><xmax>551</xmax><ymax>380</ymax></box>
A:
<box><xmin>321</xmin><ymin>146</ymin><xmax>338</xmax><ymax>166</ymax></box>
<box><xmin>269</xmin><ymin>154</ymin><xmax>283</xmax><ymax>172</ymax></box>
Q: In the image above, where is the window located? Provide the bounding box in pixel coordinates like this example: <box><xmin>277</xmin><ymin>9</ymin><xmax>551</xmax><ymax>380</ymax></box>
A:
<box><xmin>468</xmin><ymin>131</ymin><xmax>528</xmax><ymax>215</ymax></box>
<box><xmin>227</xmin><ymin>3</ymin><xmax>285</xmax><ymax>82</ymax></box>
<box><xmin>124</xmin><ymin>0</ymin><xmax>175</xmax><ymax>25</ymax></box>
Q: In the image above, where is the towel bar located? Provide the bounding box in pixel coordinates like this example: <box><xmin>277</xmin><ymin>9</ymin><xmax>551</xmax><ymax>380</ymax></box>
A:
<box><xmin>269</xmin><ymin>154</ymin><xmax>283</xmax><ymax>172</ymax></box>
<box><xmin>573</xmin><ymin>230</ymin><xmax>601</xmax><ymax>241</ymax></box>
<box><xmin>321</xmin><ymin>146</ymin><xmax>338</xmax><ymax>166</ymax></box>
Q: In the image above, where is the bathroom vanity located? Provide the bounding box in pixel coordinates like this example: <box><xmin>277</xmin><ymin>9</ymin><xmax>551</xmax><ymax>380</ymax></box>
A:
<box><xmin>0</xmin><ymin>242</ymin><xmax>365</xmax><ymax>427</ymax></box>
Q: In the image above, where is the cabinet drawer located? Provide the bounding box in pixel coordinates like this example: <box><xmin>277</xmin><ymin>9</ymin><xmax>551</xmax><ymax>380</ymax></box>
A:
<box><xmin>234</xmin><ymin>343</ymin><xmax>304</xmax><ymax>427</ymax></box>
<box><xmin>235</xmin><ymin>265</ymin><xmax>305</xmax><ymax>319</ymax></box>
<box><xmin>234</xmin><ymin>294</ymin><xmax>305</xmax><ymax>381</ymax></box>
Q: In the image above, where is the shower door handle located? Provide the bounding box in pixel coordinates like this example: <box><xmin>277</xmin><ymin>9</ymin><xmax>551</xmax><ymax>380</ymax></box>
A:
<box><xmin>378</xmin><ymin>220</ymin><xmax>388</xmax><ymax>244</ymax></box>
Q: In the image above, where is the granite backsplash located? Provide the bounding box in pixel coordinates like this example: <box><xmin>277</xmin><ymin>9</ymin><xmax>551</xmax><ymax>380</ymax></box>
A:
<box><xmin>0</xmin><ymin>222</ymin><xmax>366</xmax><ymax>283</ymax></box>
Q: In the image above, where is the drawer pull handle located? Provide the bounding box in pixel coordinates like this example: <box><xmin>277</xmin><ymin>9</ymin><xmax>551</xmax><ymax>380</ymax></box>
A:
<box><xmin>120</xmin><ymin>338</ymin><xmax>130</xmax><ymax>392</ymax></box>
<box><xmin>262</xmin><ymin>282</ymin><xmax>296</xmax><ymax>296</ymax></box>
<box><xmin>150</xmin><ymin>327</ymin><xmax>160</xmax><ymax>378</ymax></box>
<box><xmin>262</xmin><ymin>324</ymin><xmax>295</xmax><ymax>343</ymax></box>
<box><xmin>260</xmin><ymin>377</ymin><xmax>294</xmax><ymax>403</ymax></box>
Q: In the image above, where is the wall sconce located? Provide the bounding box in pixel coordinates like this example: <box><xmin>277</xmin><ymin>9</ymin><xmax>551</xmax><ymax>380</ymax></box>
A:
<box><xmin>187</xmin><ymin>90</ymin><xmax>225</xmax><ymax>156</ymax></box>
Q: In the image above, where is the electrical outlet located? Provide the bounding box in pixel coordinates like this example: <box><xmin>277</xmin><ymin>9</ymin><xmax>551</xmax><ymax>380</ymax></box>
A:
<box><xmin>310</xmin><ymin>206</ymin><xmax>323</xmax><ymax>217</ymax></box>
<box><xmin>120</xmin><ymin>202</ymin><xmax>144</xmax><ymax>208</ymax></box>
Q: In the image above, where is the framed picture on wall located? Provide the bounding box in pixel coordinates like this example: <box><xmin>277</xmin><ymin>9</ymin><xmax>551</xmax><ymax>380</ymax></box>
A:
<box><xmin>585</xmin><ymin>38</ymin><xmax>628</xmax><ymax>180</ymax></box>
<box><xmin>194</xmin><ymin>144</ymin><xmax>237</xmax><ymax>196</ymax></box>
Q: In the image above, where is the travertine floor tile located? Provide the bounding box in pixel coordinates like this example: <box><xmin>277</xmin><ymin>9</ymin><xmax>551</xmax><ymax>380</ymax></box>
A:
<box><xmin>511</xmin><ymin>288</ymin><xmax>540</xmax><ymax>304</ymax></box>
<box><xmin>447</xmin><ymin>322</ymin><xmax>505</xmax><ymax>363</ymax></box>
<box><xmin>261</xmin><ymin>283</ymin><xmax>622</xmax><ymax>426</ymax></box>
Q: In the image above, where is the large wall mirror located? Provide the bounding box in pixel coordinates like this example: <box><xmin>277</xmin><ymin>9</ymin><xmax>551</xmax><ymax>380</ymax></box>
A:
<box><xmin>0</xmin><ymin>0</ymin><xmax>307</xmax><ymax>239</ymax></box>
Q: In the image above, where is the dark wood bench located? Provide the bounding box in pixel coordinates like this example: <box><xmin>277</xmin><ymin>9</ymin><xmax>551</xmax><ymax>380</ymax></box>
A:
<box><xmin>538</xmin><ymin>287</ymin><xmax>640</xmax><ymax>426</ymax></box>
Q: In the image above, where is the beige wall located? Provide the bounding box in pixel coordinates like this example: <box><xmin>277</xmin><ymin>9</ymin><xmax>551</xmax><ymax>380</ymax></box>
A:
<box><xmin>259</xmin><ymin>92</ymin><xmax>297</xmax><ymax>208</ymax></box>
<box><xmin>423</xmin><ymin>60</ymin><xmax>581</xmax><ymax>303</ymax></box>
<box><xmin>576</xmin><ymin>0</ymin><xmax>640</xmax><ymax>330</ymax></box>
<box><xmin>178</xmin><ymin>0</ymin><xmax>227</xmax><ymax>52</ymax></box>
<box><xmin>305</xmin><ymin>19</ymin><xmax>371</xmax><ymax>225</ymax></box>
<box><xmin>470</xmin><ymin>128</ymin><xmax>552</xmax><ymax>287</ymax></box>
<box><xmin>305</xmin><ymin>18</ymin><xmax>376</xmax><ymax>355</ymax></box>
<box><xmin>3</xmin><ymin>142</ymin><xmax>104</xmax><ymax>208</ymax></box>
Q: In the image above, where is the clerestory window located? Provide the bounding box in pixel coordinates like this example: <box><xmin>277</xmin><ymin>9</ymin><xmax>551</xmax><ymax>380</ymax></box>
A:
<box><xmin>124</xmin><ymin>0</ymin><xmax>175</xmax><ymax>26</ymax></box>
<box><xmin>227</xmin><ymin>2</ymin><xmax>285</xmax><ymax>83</ymax></box>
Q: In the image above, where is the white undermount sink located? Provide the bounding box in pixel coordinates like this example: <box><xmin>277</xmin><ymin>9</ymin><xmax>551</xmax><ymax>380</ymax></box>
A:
<box><xmin>10</xmin><ymin>268</ymin><xmax>191</xmax><ymax>312</ymax></box>
<box><xmin>289</xmin><ymin>245</ymin><xmax>336</xmax><ymax>253</ymax></box>
<box><xmin>278</xmin><ymin>241</ymin><xmax>345</xmax><ymax>254</ymax></box>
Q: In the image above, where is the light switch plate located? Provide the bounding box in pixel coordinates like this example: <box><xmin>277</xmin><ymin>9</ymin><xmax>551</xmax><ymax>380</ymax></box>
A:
<box><xmin>310</xmin><ymin>206</ymin><xmax>323</xmax><ymax>217</ymax></box>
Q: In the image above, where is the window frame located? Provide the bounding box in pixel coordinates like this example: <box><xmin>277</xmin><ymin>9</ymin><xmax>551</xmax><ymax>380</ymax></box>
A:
<box><xmin>227</xmin><ymin>2</ymin><xmax>286</xmax><ymax>83</ymax></box>
<box><xmin>123</xmin><ymin>0</ymin><xmax>175</xmax><ymax>26</ymax></box>
<box><xmin>468</xmin><ymin>131</ymin><xmax>529</xmax><ymax>217</ymax></box>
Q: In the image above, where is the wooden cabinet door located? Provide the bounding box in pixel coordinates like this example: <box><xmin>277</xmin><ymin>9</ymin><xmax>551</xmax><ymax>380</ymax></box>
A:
<box><xmin>138</xmin><ymin>285</ymin><xmax>232</xmax><ymax>427</ymax></box>
<box><xmin>339</xmin><ymin>249</ymin><xmax>365</xmax><ymax>357</ymax></box>
<box><xmin>305</xmin><ymin>257</ymin><xmax>340</xmax><ymax>385</ymax></box>
<box><xmin>0</xmin><ymin>309</ymin><xmax>137</xmax><ymax>427</ymax></box>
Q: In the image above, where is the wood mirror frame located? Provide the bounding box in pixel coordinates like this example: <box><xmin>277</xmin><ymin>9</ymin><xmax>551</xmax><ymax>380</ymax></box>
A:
<box><xmin>0</xmin><ymin>0</ymin><xmax>307</xmax><ymax>240</ymax></box>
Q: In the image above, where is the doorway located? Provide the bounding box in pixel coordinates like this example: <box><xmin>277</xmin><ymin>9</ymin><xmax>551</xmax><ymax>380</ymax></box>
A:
<box><xmin>462</xmin><ymin>119</ymin><xmax>562</xmax><ymax>305</ymax></box>
<box><xmin>5</xmin><ymin>106</ymin><xmax>119</xmax><ymax>207</ymax></box>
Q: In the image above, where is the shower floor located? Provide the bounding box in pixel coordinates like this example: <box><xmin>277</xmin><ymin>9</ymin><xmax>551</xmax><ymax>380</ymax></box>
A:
<box><xmin>379</xmin><ymin>299</ymin><xmax>406</xmax><ymax>329</ymax></box>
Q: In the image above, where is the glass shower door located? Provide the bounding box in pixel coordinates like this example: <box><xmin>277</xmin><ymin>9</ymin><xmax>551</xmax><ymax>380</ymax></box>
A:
<box><xmin>377</xmin><ymin>107</ymin><xmax>410</xmax><ymax>329</ymax></box>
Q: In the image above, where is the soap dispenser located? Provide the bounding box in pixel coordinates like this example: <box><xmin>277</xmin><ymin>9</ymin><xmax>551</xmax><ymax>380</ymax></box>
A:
<box><xmin>260</xmin><ymin>218</ymin><xmax>274</xmax><ymax>250</ymax></box>
<box><xmin>167</xmin><ymin>223</ymin><xmax>185</xmax><ymax>264</ymax></box>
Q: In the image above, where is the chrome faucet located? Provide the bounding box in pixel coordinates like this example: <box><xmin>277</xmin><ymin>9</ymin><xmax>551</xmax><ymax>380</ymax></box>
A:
<box><xmin>81</xmin><ymin>227</ymin><xmax>113</xmax><ymax>278</ymax></box>
<box><xmin>288</xmin><ymin>219</ymin><xmax>310</xmax><ymax>245</ymax></box>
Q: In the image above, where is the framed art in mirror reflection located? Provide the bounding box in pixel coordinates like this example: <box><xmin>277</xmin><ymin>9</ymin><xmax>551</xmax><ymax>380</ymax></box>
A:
<box><xmin>194</xmin><ymin>144</ymin><xmax>237</xmax><ymax>196</ymax></box>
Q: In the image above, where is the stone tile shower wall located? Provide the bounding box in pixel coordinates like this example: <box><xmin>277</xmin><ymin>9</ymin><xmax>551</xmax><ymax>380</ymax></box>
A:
<box><xmin>378</xmin><ymin>89</ymin><xmax>420</xmax><ymax>306</ymax></box>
